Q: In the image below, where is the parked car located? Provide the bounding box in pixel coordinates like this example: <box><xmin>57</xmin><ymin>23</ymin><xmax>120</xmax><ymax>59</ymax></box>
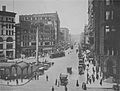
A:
<box><xmin>78</xmin><ymin>65</ymin><xmax>84</xmax><ymax>75</ymax></box>
<box><xmin>37</xmin><ymin>67</ymin><xmax>44</xmax><ymax>75</ymax></box>
<box><xmin>50</xmin><ymin>52</ymin><xmax>65</xmax><ymax>58</ymax></box>
<box><xmin>43</xmin><ymin>64</ymin><xmax>50</xmax><ymax>70</ymax></box>
<box><xmin>59</xmin><ymin>73</ymin><xmax>68</xmax><ymax>86</ymax></box>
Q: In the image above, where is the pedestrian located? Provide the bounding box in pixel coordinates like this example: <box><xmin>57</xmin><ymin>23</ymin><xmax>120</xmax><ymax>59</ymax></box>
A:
<box><xmin>21</xmin><ymin>78</ymin><xmax>23</xmax><ymax>83</ymax></box>
<box><xmin>46</xmin><ymin>75</ymin><xmax>48</xmax><ymax>81</ymax></box>
<box><xmin>92</xmin><ymin>75</ymin><xmax>95</xmax><ymax>83</ymax></box>
<box><xmin>76</xmin><ymin>80</ymin><xmax>79</xmax><ymax>87</ymax></box>
<box><xmin>7</xmin><ymin>81</ymin><xmax>9</xmax><ymax>85</ymax></box>
<box><xmin>87</xmin><ymin>73</ymin><xmax>89</xmax><ymax>84</ymax></box>
<box><xmin>89</xmin><ymin>77</ymin><xmax>91</xmax><ymax>84</ymax></box>
<box><xmin>55</xmin><ymin>79</ymin><xmax>57</xmax><ymax>85</ymax></box>
<box><xmin>96</xmin><ymin>73</ymin><xmax>99</xmax><ymax>80</ymax></box>
<box><xmin>82</xmin><ymin>82</ymin><xmax>87</xmax><ymax>90</ymax></box>
<box><xmin>52</xmin><ymin>86</ymin><xmax>54</xmax><ymax>91</ymax></box>
<box><xmin>92</xmin><ymin>67</ymin><xmax>95</xmax><ymax>74</ymax></box>
<box><xmin>37</xmin><ymin>75</ymin><xmax>39</xmax><ymax>80</ymax></box>
<box><xmin>16</xmin><ymin>79</ymin><xmax>18</xmax><ymax>85</ymax></box>
<box><xmin>100</xmin><ymin>79</ymin><xmax>102</xmax><ymax>86</ymax></box>
<box><xmin>58</xmin><ymin>80</ymin><xmax>59</xmax><ymax>87</ymax></box>
<box><xmin>65</xmin><ymin>86</ymin><xmax>67</xmax><ymax>91</ymax></box>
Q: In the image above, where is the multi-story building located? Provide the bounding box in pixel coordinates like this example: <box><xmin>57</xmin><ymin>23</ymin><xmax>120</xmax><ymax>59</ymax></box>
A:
<box><xmin>17</xmin><ymin>12</ymin><xmax>60</xmax><ymax>56</ymax></box>
<box><xmin>0</xmin><ymin>6</ymin><xmax>16</xmax><ymax>59</ymax></box>
<box><xmin>60</xmin><ymin>28</ymin><xmax>69</xmax><ymax>42</ymax></box>
<box><xmin>88</xmin><ymin>0</ymin><xmax>120</xmax><ymax>79</ymax></box>
<box><xmin>15</xmin><ymin>23</ymin><xmax>21</xmax><ymax>58</ymax></box>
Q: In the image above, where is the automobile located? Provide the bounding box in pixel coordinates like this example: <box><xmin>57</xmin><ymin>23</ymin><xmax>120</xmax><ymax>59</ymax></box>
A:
<box><xmin>59</xmin><ymin>73</ymin><xmax>68</xmax><ymax>86</ymax></box>
<box><xmin>50</xmin><ymin>52</ymin><xmax>65</xmax><ymax>58</ymax></box>
<box><xmin>67</xmin><ymin>67</ymin><xmax>72</xmax><ymax>74</ymax></box>
<box><xmin>38</xmin><ymin>67</ymin><xmax>44</xmax><ymax>75</ymax></box>
<box><xmin>43</xmin><ymin>64</ymin><xmax>50</xmax><ymax>70</ymax></box>
<box><xmin>78</xmin><ymin>65</ymin><xmax>84</xmax><ymax>75</ymax></box>
<box><xmin>79</xmin><ymin>58</ymin><xmax>84</xmax><ymax>65</ymax></box>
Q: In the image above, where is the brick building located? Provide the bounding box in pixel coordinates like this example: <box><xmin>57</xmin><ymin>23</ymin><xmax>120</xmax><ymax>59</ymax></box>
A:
<box><xmin>16</xmin><ymin>12</ymin><xmax>60</xmax><ymax>57</ymax></box>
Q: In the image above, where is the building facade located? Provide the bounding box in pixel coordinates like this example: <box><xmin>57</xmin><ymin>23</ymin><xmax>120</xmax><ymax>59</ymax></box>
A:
<box><xmin>88</xmin><ymin>0</ymin><xmax>120</xmax><ymax>79</ymax></box>
<box><xmin>17</xmin><ymin>12</ymin><xmax>60</xmax><ymax>57</ymax></box>
<box><xmin>0</xmin><ymin>6</ymin><xmax>16</xmax><ymax>59</ymax></box>
<box><xmin>15</xmin><ymin>23</ymin><xmax>21</xmax><ymax>58</ymax></box>
<box><xmin>60</xmin><ymin>28</ymin><xmax>69</xmax><ymax>42</ymax></box>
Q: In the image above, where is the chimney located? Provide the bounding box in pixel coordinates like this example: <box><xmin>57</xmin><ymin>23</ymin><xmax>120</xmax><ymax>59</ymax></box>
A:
<box><xmin>2</xmin><ymin>6</ymin><xmax>6</xmax><ymax>11</ymax></box>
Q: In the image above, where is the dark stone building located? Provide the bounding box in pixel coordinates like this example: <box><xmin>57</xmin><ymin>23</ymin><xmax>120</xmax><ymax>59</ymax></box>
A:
<box><xmin>88</xmin><ymin>0</ymin><xmax>120</xmax><ymax>80</ymax></box>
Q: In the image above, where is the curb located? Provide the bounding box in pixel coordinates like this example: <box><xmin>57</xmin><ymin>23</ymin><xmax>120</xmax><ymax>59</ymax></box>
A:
<box><xmin>87</xmin><ymin>86</ymin><xmax>113</xmax><ymax>89</ymax></box>
<box><xmin>87</xmin><ymin>87</ymin><xmax>113</xmax><ymax>89</ymax></box>
<box><xmin>0</xmin><ymin>72</ymin><xmax>34</xmax><ymax>87</ymax></box>
<box><xmin>0</xmin><ymin>75</ymin><xmax>35</xmax><ymax>87</ymax></box>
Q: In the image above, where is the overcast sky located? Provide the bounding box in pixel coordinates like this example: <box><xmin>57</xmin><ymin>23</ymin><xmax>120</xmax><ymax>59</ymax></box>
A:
<box><xmin>0</xmin><ymin>0</ymin><xmax>88</xmax><ymax>34</ymax></box>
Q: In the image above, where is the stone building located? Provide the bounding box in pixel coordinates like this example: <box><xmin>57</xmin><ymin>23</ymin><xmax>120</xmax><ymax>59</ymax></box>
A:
<box><xmin>60</xmin><ymin>28</ymin><xmax>70</xmax><ymax>42</ymax></box>
<box><xmin>88</xmin><ymin>0</ymin><xmax>120</xmax><ymax>79</ymax></box>
<box><xmin>0</xmin><ymin>6</ymin><xmax>16</xmax><ymax>59</ymax></box>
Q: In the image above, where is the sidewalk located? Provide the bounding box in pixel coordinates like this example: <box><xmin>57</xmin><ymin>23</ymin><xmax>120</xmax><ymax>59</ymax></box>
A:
<box><xmin>0</xmin><ymin>75</ymin><xmax>35</xmax><ymax>86</ymax></box>
<box><xmin>86</xmin><ymin>78</ymin><xmax>115</xmax><ymax>89</ymax></box>
<box><xmin>84</xmin><ymin>61</ymin><xmax>115</xmax><ymax>89</ymax></box>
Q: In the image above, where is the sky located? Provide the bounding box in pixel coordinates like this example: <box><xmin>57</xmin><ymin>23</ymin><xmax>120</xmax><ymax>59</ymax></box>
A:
<box><xmin>0</xmin><ymin>0</ymin><xmax>88</xmax><ymax>34</ymax></box>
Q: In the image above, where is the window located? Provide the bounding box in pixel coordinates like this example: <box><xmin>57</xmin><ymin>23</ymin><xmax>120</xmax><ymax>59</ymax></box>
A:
<box><xmin>106</xmin><ymin>11</ymin><xmax>110</xmax><ymax>20</ymax></box>
<box><xmin>106</xmin><ymin>0</ymin><xmax>110</xmax><ymax>5</ymax></box>
<box><xmin>12</xmin><ymin>30</ymin><xmax>14</xmax><ymax>35</ymax></box>
<box><xmin>31</xmin><ymin>42</ymin><xmax>36</xmax><ymax>46</ymax></box>
<box><xmin>6</xmin><ymin>24</ymin><xmax>8</xmax><ymax>28</ymax></box>
<box><xmin>111</xmin><ymin>11</ymin><xmax>114</xmax><ymax>20</ymax></box>
<box><xmin>0</xmin><ymin>44</ymin><xmax>3</xmax><ymax>49</ymax></box>
<box><xmin>0</xmin><ymin>37</ymin><xmax>3</xmax><ymax>42</ymax></box>
<box><xmin>6</xmin><ymin>30</ymin><xmax>8</xmax><ymax>35</ymax></box>
<box><xmin>105</xmin><ymin>26</ymin><xmax>110</xmax><ymax>32</ymax></box>
<box><xmin>41</xmin><ymin>42</ymin><xmax>43</xmax><ymax>45</ymax></box>
<box><xmin>11</xmin><ymin>18</ymin><xmax>14</xmax><ymax>22</ymax></box>
<box><xmin>9</xmin><ymin>30</ymin><xmax>11</xmax><ymax>35</ymax></box>
<box><xmin>12</xmin><ymin>24</ymin><xmax>14</xmax><ymax>29</ymax></box>
<box><xmin>1</xmin><ymin>30</ymin><xmax>3</xmax><ymax>35</ymax></box>
<box><xmin>45</xmin><ymin>42</ymin><xmax>49</xmax><ymax>45</ymax></box>
<box><xmin>6</xmin><ymin>17</ymin><xmax>8</xmax><ymax>21</ymax></box>
<box><xmin>9</xmin><ymin>24</ymin><xmax>11</xmax><ymax>29</ymax></box>
<box><xmin>6</xmin><ymin>37</ymin><xmax>13</xmax><ymax>42</ymax></box>
<box><xmin>6</xmin><ymin>43</ymin><xmax>13</xmax><ymax>49</ymax></box>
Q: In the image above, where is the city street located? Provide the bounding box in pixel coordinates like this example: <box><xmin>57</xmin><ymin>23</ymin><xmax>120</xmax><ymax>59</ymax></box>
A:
<box><xmin>0</xmin><ymin>48</ymin><xmax>114</xmax><ymax>91</ymax></box>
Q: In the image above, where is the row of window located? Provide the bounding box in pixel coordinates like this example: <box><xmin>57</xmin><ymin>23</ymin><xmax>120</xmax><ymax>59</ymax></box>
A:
<box><xmin>105</xmin><ymin>10</ymin><xmax>113</xmax><ymax>20</ymax></box>
<box><xmin>21</xmin><ymin>41</ymin><xmax>55</xmax><ymax>47</ymax></box>
<box><xmin>0</xmin><ymin>43</ymin><xmax>13</xmax><ymax>49</ymax></box>
<box><xmin>105</xmin><ymin>25</ymin><xmax>116</xmax><ymax>33</ymax></box>
<box><xmin>6</xmin><ymin>30</ymin><xmax>14</xmax><ymax>35</ymax></box>
<box><xmin>0</xmin><ymin>30</ymin><xmax>14</xmax><ymax>36</ymax></box>
<box><xmin>0</xmin><ymin>37</ymin><xmax>13</xmax><ymax>42</ymax></box>
<box><xmin>21</xmin><ymin>16</ymin><xmax>52</xmax><ymax>21</ymax></box>
<box><xmin>22</xmin><ymin>35</ymin><xmax>55</xmax><ymax>41</ymax></box>
<box><xmin>6</xmin><ymin>24</ymin><xmax>14</xmax><ymax>29</ymax></box>
<box><xmin>106</xmin><ymin>0</ymin><xmax>114</xmax><ymax>6</ymax></box>
<box><xmin>0</xmin><ymin>17</ymin><xmax>15</xmax><ymax>22</ymax></box>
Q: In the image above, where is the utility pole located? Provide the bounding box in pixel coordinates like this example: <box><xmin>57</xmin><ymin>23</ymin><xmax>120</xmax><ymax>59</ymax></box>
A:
<box><xmin>36</xmin><ymin>26</ymin><xmax>39</xmax><ymax>64</ymax></box>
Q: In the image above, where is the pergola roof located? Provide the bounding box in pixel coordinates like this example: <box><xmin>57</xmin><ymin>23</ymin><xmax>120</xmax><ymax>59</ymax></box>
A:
<box><xmin>0</xmin><ymin>62</ymin><xmax>16</xmax><ymax>68</ymax></box>
<box><xmin>0</xmin><ymin>61</ymin><xmax>29</xmax><ymax>69</ymax></box>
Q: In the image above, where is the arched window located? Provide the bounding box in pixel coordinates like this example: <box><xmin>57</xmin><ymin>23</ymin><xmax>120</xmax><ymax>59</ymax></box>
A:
<box><xmin>0</xmin><ymin>37</ymin><xmax>3</xmax><ymax>42</ymax></box>
<box><xmin>6</xmin><ymin>37</ymin><xmax>13</xmax><ymax>42</ymax></box>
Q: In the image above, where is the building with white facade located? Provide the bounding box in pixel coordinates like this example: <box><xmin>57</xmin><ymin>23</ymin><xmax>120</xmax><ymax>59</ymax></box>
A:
<box><xmin>0</xmin><ymin>6</ymin><xmax>16</xmax><ymax>59</ymax></box>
